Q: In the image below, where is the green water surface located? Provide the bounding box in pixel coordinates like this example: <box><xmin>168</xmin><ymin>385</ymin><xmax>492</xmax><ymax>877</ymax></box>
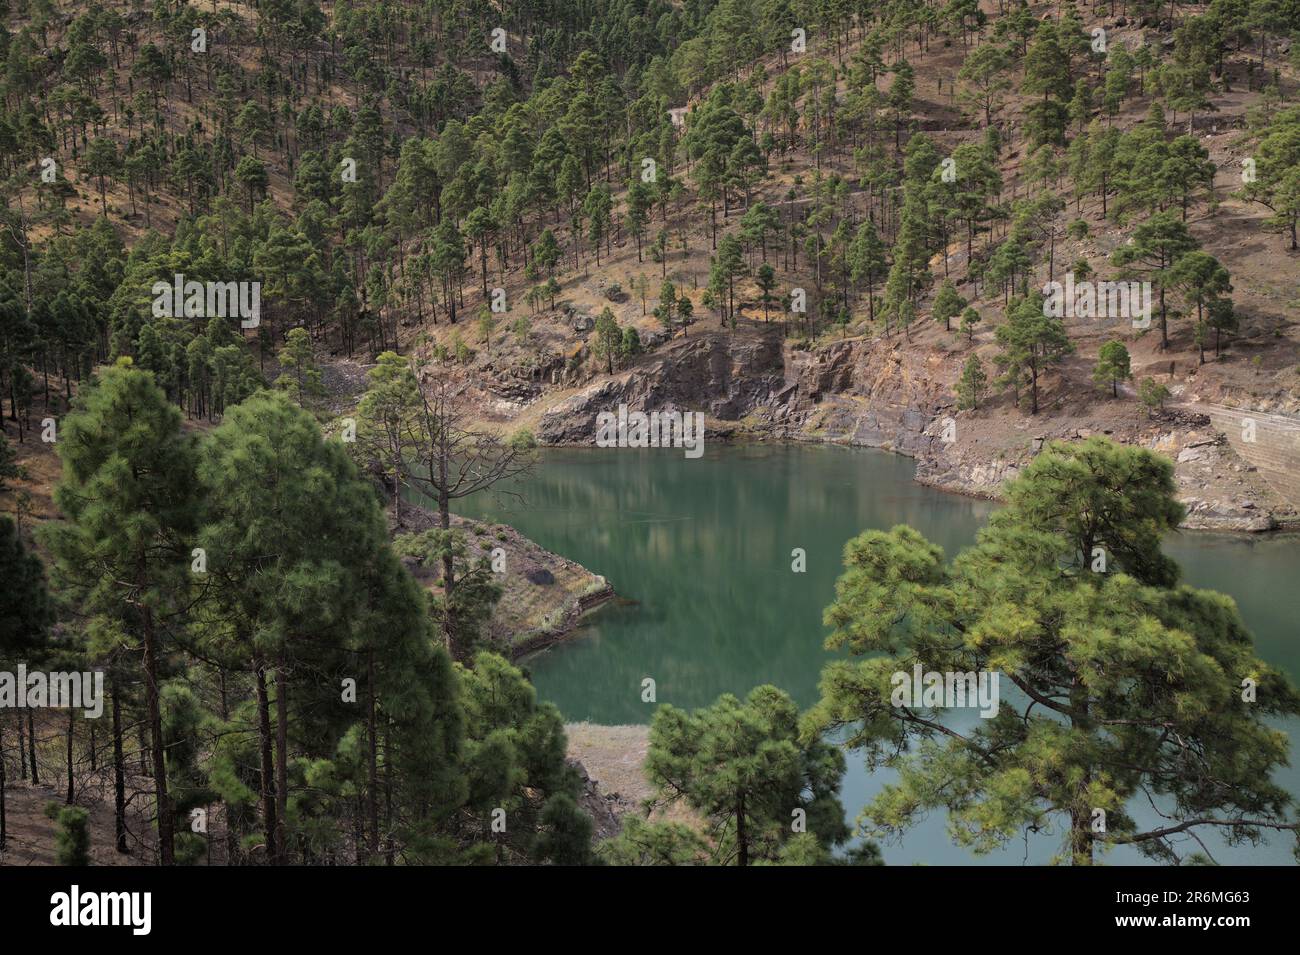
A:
<box><xmin>448</xmin><ymin>443</ymin><xmax>1300</xmax><ymax>865</ymax></box>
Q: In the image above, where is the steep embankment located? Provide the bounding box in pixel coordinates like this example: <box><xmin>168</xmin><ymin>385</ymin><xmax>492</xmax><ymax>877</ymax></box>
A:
<box><xmin>528</xmin><ymin>325</ymin><xmax>1295</xmax><ymax>532</ymax></box>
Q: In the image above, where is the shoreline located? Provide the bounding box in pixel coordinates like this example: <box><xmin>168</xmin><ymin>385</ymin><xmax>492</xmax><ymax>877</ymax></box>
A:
<box><xmin>507</xmin><ymin>584</ymin><xmax>618</xmax><ymax>661</ymax></box>
<box><xmin>393</xmin><ymin>501</ymin><xmax>618</xmax><ymax>658</ymax></box>
<box><xmin>527</xmin><ymin>329</ymin><xmax>1297</xmax><ymax>536</ymax></box>
<box><xmin>531</xmin><ymin>433</ymin><xmax>1299</xmax><ymax>536</ymax></box>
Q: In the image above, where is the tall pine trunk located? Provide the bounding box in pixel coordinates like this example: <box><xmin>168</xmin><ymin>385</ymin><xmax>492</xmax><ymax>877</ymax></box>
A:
<box><xmin>255</xmin><ymin>662</ymin><xmax>278</xmax><ymax>863</ymax></box>
<box><xmin>112</xmin><ymin>680</ymin><xmax>128</xmax><ymax>853</ymax></box>
<box><xmin>735</xmin><ymin>793</ymin><xmax>748</xmax><ymax>866</ymax></box>
<box><xmin>65</xmin><ymin>710</ymin><xmax>75</xmax><ymax>804</ymax></box>
<box><xmin>26</xmin><ymin>710</ymin><xmax>37</xmax><ymax>783</ymax></box>
<box><xmin>367</xmin><ymin>651</ymin><xmax>379</xmax><ymax>858</ymax></box>
<box><xmin>438</xmin><ymin>480</ymin><xmax>457</xmax><ymax>657</ymax></box>
<box><xmin>1069</xmin><ymin>678</ymin><xmax>1095</xmax><ymax>865</ymax></box>
<box><xmin>275</xmin><ymin>664</ymin><xmax>289</xmax><ymax>865</ymax></box>
<box><xmin>142</xmin><ymin>603</ymin><xmax>174</xmax><ymax>864</ymax></box>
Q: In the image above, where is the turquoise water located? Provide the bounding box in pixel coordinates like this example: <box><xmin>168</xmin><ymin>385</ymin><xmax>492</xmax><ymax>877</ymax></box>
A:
<box><xmin>449</xmin><ymin>443</ymin><xmax>1300</xmax><ymax>865</ymax></box>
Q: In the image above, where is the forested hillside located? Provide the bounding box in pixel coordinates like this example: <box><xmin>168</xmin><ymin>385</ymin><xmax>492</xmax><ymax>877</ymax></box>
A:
<box><xmin>2</xmin><ymin>0</ymin><xmax>1299</xmax><ymax>869</ymax></box>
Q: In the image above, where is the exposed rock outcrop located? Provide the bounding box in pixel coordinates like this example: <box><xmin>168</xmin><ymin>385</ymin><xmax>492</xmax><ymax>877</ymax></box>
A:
<box><xmin>536</xmin><ymin>331</ymin><xmax>784</xmax><ymax>444</ymax></box>
<box><xmin>527</xmin><ymin>326</ymin><xmax>1295</xmax><ymax>532</ymax></box>
<box><xmin>393</xmin><ymin>504</ymin><xmax>616</xmax><ymax>656</ymax></box>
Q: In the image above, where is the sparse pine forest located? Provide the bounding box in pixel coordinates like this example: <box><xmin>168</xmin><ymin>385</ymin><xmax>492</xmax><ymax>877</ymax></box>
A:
<box><xmin>2</xmin><ymin>0</ymin><xmax>1300</xmax><ymax>874</ymax></box>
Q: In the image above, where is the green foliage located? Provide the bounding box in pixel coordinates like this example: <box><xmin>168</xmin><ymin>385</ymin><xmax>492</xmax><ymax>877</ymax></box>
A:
<box><xmin>352</xmin><ymin>351</ymin><xmax>421</xmax><ymax>517</ymax></box>
<box><xmin>0</xmin><ymin>514</ymin><xmax>51</xmax><ymax>664</ymax></box>
<box><xmin>932</xmin><ymin>280</ymin><xmax>966</xmax><ymax>332</ymax></box>
<box><xmin>508</xmin><ymin>427</ymin><xmax>537</xmax><ymax>451</ymax></box>
<box><xmin>52</xmin><ymin>805</ymin><xmax>90</xmax><ymax>865</ymax></box>
<box><xmin>1170</xmin><ymin>251</ymin><xmax>1232</xmax><ymax>363</ymax></box>
<box><xmin>643</xmin><ymin>685</ymin><xmax>851</xmax><ymax>865</ymax></box>
<box><xmin>275</xmin><ymin>327</ymin><xmax>325</xmax><ymax>403</ymax></box>
<box><xmin>1138</xmin><ymin>377</ymin><xmax>1171</xmax><ymax>415</ymax></box>
<box><xmin>457</xmin><ymin>653</ymin><xmax>590</xmax><ymax>864</ymax></box>
<box><xmin>619</xmin><ymin>325</ymin><xmax>642</xmax><ymax>362</ymax></box>
<box><xmin>1240</xmin><ymin>106</ymin><xmax>1300</xmax><ymax>249</ymax></box>
<box><xmin>42</xmin><ymin>362</ymin><xmax>200</xmax><ymax>863</ymax></box>
<box><xmin>592</xmin><ymin>306</ymin><xmax>622</xmax><ymax>374</ymax></box>
<box><xmin>4</xmin><ymin>0</ymin><xmax>1298</xmax><ymax>872</ymax></box>
<box><xmin>808</xmin><ymin>438</ymin><xmax>1300</xmax><ymax>864</ymax></box>
<box><xmin>957</xmin><ymin>42</ymin><xmax>1011</xmax><ymax>127</ymax></box>
<box><xmin>993</xmin><ymin>292</ymin><xmax>1074</xmax><ymax>414</ymax></box>
<box><xmin>654</xmin><ymin>279</ymin><xmax>678</xmax><ymax>332</ymax></box>
<box><xmin>1093</xmin><ymin>340</ymin><xmax>1132</xmax><ymax>397</ymax></box>
<box><xmin>956</xmin><ymin>354</ymin><xmax>987</xmax><ymax>410</ymax></box>
<box><xmin>1112</xmin><ymin>211</ymin><xmax>1200</xmax><ymax>349</ymax></box>
<box><xmin>598</xmin><ymin>816</ymin><xmax>713</xmax><ymax>866</ymax></box>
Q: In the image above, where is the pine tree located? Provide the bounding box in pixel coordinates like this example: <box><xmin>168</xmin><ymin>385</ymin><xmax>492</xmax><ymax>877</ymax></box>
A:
<box><xmin>626</xmin><ymin>181</ymin><xmax>654</xmax><ymax>262</ymax></box>
<box><xmin>400</xmin><ymin>376</ymin><xmax>533</xmax><ymax>658</ymax></box>
<box><xmin>1093</xmin><ymin>339</ymin><xmax>1132</xmax><ymax>397</ymax></box>
<box><xmin>956</xmin><ymin>354</ymin><xmax>987</xmax><ymax>410</ymax></box>
<box><xmin>888</xmin><ymin>61</ymin><xmax>915</xmax><ymax>151</ymax></box>
<box><xmin>234</xmin><ymin>156</ymin><xmax>269</xmax><ymax>212</ymax></box>
<box><xmin>848</xmin><ymin>220</ymin><xmax>887</xmax><ymax>325</ymax></box>
<box><xmin>583</xmin><ymin>186</ymin><xmax>613</xmax><ymax>266</ymax></box>
<box><xmin>654</xmin><ymin>280</ymin><xmax>678</xmax><ymax>333</ymax></box>
<box><xmin>457</xmin><ymin>653</ymin><xmax>593</xmax><ymax>864</ymax></box>
<box><xmin>1240</xmin><ymin>107</ymin><xmax>1300</xmax><ymax>249</ymax></box>
<box><xmin>354</xmin><ymin>351</ymin><xmax>422</xmax><ymax>522</ymax></box>
<box><xmin>958</xmin><ymin>43</ymin><xmax>1011</xmax><ymax>127</ymax></box>
<box><xmin>1138</xmin><ymin>377</ymin><xmax>1171</xmax><ymax>416</ymax></box>
<box><xmin>994</xmin><ymin>293</ymin><xmax>1075</xmax><ymax>414</ymax></box>
<box><xmin>42</xmin><ymin>361</ymin><xmax>200</xmax><ymax>865</ymax></box>
<box><xmin>1112</xmin><ymin>211</ymin><xmax>1199</xmax><ymax>349</ymax></box>
<box><xmin>275</xmin><ymin>327</ymin><xmax>321</xmax><ymax>401</ymax></box>
<box><xmin>809</xmin><ymin>438</ymin><xmax>1300</xmax><ymax>865</ymax></box>
<box><xmin>0</xmin><ymin>432</ymin><xmax>17</xmax><ymax>493</ymax></box>
<box><xmin>644</xmin><ymin>686</ymin><xmax>850</xmax><ymax>866</ymax></box>
<box><xmin>84</xmin><ymin>138</ymin><xmax>121</xmax><ymax>218</ymax></box>
<box><xmin>597</xmin><ymin>815</ymin><xmax>713</xmax><ymax>865</ymax></box>
<box><xmin>739</xmin><ymin>202</ymin><xmax>780</xmax><ymax>263</ymax></box>
<box><xmin>932</xmin><ymin>280</ymin><xmax>966</xmax><ymax>332</ymax></box>
<box><xmin>883</xmin><ymin>194</ymin><xmax>931</xmax><ymax>339</ymax></box>
<box><xmin>1206</xmin><ymin>297</ymin><xmax>1238</xmax><ymax>358</ymax></box>
<box><xmin>197</xmin><ymin>392</ymin><xmax>396</xmax><ymax>863</ymax></box>
<box><xmin>1170</xmin><ymin>251</ymin><xmax>1232</xmax><ymax>365</ymax></box>
<box><xmin>51</xmin><ymin>805</ymin><xmax>90</xmax><ymax>865</ymax></box>
<box><xmin>0</xmin><ymin>514</ymin><xmax>52</xmax><ymax>850</ymax></box>
<box><xmin>464</xmin><ymin>206</ymin><xmax>497</xmax><ymax>297</ymax></box>
<box><xmin>755</xmin><ymin>265</ymin><xmax>777</xmax><ymax>323</ymax></box>
<box><xmin>593</xmin><ymin>307</ymin><xmax>621</xmax><ymax>374</ymax></box>
<box><xmin>676</xmin><ymin>295</ymin><xmax>694</xmax><ymax>335</ymax></box>
<box><xmin>532</xmin><ymin>230</ymin><xmax>561</xmax><ymax>280</ymax></box>
<box><xmin>715</xmin><ymin>234</ymin><xmax>746</xmax><ymax>327</ymax></box>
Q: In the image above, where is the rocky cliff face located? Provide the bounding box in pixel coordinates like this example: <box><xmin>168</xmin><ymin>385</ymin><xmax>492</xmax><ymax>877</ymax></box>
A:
<box><xmin>535</xmin><ymin>331</ymin><xmax>786</xmax><ymax>444</ymax></box>
<box><xmin>768</xmin><ymin>336</ymin><xmax>950</xmax><ymax>455</ymax></box>
<box><xmin>530</xmin><ymin>327</ymin><xmax>1292</xmax><ymax>532</ymax></box>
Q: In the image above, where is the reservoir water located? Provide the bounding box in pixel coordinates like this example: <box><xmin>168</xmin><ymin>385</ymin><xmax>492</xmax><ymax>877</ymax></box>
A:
<box><xmin>450</xmin><ymin>443</ymin><xmax>1300</xmax><ymax>865</ymax></box>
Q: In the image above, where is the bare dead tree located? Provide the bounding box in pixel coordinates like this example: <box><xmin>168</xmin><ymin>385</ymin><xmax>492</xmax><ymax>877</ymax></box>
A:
<box><xmin>403</xmin><ymin>363</ymin><xmax>533</xmax><ymax>658</ymax></box>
